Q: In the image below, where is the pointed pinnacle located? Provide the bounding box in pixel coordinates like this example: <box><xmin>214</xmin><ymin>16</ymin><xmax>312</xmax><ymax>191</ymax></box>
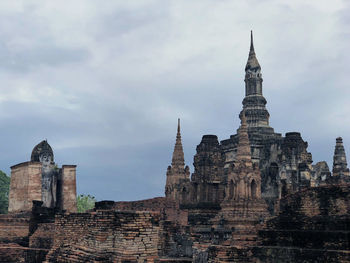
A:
<box><xmin>172</xmin><ymin>118</ymin><xmax>185</xmax><ymax>167</ymax></box>
<box><xmin>236</xmin><ymin>110</ymin><xmax>252</xmax><ymax>163</ymax></box>
<box><xmin>245</xmin><ymin>30</ymin><xmax>261</xmax><ymax>72</ymax></box>
<box><xmin>250</xmin><ymin>30</ymin><xmax>254</xmax><ymax>52</ymax></box>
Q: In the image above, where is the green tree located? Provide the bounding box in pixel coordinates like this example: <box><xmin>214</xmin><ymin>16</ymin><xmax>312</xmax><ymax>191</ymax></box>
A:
<box><xmin>77</xmin><ymin>194</ymin><xmax>96</xmax><ymax>213</ymax></box>
<box><xmin>0</xmin><ymin>170</ymin><xmax>10</xmax><ymax>214</ymax></box>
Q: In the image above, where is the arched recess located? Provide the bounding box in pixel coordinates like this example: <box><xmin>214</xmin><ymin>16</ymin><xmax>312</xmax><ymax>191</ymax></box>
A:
<box><xmin>165</xmin><ymin>186</ymin><xmax>170</xmax><ymax>196</ymax></box>
<box><xmin>251</xmin><ymin>179</ymin><xmax>257</xmax><ymax>199</ymax></box>
<box><xmin>200</xmin><ymin>184</ymin><xmax>207</xmax><ymax>202</ymax></box>
<box><xmin>264</xmin><ymin>162</ymin><xmax>279</xmax><ymax>196</ymax></box>
<box><xmin>181</xmin><ymin>187</ymin><xmax>187</xmax><ymax>203</ymax></box>
<box><xmin>192</xmin><ymin>184</ymin><xmax>198</xmax><ymax>202</ymax></box>
<box><xmin>281</xmin><ymin>180</ymin><xmax>287</xmax><ymax>197</ymax></box>
<box><xmin>268</xmin><ymin>162</ymin><xmax>279</xmax><ymax>180</ymax></box>
<box><xmin>229</xmin><ymin>180</ymin><xmax>235</xmax><ymax>200</ymax></box>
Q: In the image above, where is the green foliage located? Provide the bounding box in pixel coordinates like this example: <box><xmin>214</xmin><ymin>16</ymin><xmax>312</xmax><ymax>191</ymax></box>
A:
<box><xmin>0</xmin><ymin>170</ymin><xmax>10</xmax><ymax>214</ymax></box>
<box><xmin>77</xmin><ymin>194</ymin><xmax>96</xmax><ymax>213</ymax></box>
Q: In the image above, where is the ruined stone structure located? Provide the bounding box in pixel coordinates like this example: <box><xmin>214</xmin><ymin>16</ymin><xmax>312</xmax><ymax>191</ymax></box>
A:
<box><xmin>163</xmin><ymin>32</ymin><xmax>319</xmax><ymax>216</ymax></box>
<box><xmin>8</xmin><ymin>140</ymin><xmax>77</xmax><ymax>213</ymax></box>
<box><xmin>333</xmin><ymin>137</ymin><xmax>350</xmax><ymax>177</ymax></box>
<box><xmin>220</xmin><ymin>32</ymin><xmax>315</xmax><ymax>214</ymax></box>
<box><xmin>223</xmin><ymin>112</ymin><xmax>262</xmax><ymax>201</ymax></box>
<box><xmin>165</xmin><ymin>119</ymin><xmax>191</xmax><ymax>202</ymax></box>
<box><xmin>0</xmin><ymin>32</ymin><xmax>349</xmax><ymax>262</ymax></box>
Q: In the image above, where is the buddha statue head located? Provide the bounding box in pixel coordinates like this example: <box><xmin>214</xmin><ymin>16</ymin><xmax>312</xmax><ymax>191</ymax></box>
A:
<box><xmin>31</xmin><ymin>140</ymin><xmax>54</xmax><ymax>166</ymax></box>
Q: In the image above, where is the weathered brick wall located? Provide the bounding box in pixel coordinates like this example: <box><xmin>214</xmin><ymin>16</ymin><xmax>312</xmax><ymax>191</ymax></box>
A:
<box><xmin>0</xmin><ymin>212</ymin><xmax>49</xmax><ymax>263</ymax></box>
<box><xmin>0</xmin><ymin>245</ymin><xmax>28</xmax><ymax>263</ymax></box>
<box><xmin>60</xmin><ymin>165</ymin><xmax>77</xmax><ymax>213</ymax></box>
<box><xmin>158</xmin><ymin>220</ymin><xmax>193</xmax><ymax>259</ymax></box>
<box><xmin>8</xmin><ymin>162</ymin><xmax>42</xmax><ymax>212</ymax></box>
<box><xmin>0</xmin><ymin>213</ymin><xmax>31</xmax><ymax>246</ymax></box>
<box><xmin>114</xmin><ymin>197</ymin><xmax>166</xmax><ymax>212</ymax></box>
<box><xmin>45</xmin><ymin>210</ymin><xmax>161</xmax><ymax>262</ymax></box>
<box><xmin>0</xmin><ymin>245</ymin><xmax>48</xmax><ymax>263</ymax></box>
<box><xmin>278</xmin><ymin>184</ymin><xmax>350</xmax><ymax>217</ymax></box>
<box><xmin>114</xmin><ymin>197</ymin><xmax>188</xmax><ymax>225</ymax></box>
<box><xmin>253</xmin><ymin>184</ymin><xmax>350</xmax><ymax>262</ymax></box>
<box><xmin>29</xmin><ymin>223</ymin><xmax>55</xmax><ymax>249</ymax></box>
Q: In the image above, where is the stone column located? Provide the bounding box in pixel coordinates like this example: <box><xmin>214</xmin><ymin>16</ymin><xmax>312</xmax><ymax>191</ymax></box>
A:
<box><xmin>61</xmin><ymin>165</ymin><xmax>77</xmax><ymax>213</ymax></box>
<box><xmin>8</xmin><ymin>162</ymin><xmax>42</xmax><ymax>212</ymax></box>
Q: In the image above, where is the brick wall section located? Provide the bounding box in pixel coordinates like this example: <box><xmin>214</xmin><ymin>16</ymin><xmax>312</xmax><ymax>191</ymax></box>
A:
<box><xmin>113</xmin><ymin>197</ymin><xmax>166</xmax><ymax>212</ymax></box>
<box><xmin>252</xmin><ymin>184</ymin><xmax>350</xmax><ymax>262</ymax></box>
<box><xmin>0</xmin><ymin>245</ymin><xmax>48</xmax><ymax>263</ymax></box>
<box><xmin>158</xmin><ymin>221</ymin><xmax>193</xmax><ymax>259</ymax></box>
<box><xmin>8</xmin><ymin>162</ymin><xmax>42</xmax><ymax>212</ymax></box>
<box><xmin>0</xmin><ymin>212</ymin><xmax>49</xmax><ymax>263</ymax></box>
<box><xmin>29</xmin><ymin>223</ymin><xmax>55</xmax><ymax>249</ymax></box>
<box><xmin>114</xmin><ymin>197</ymin><xmax>188</xmax><ymax>225</ymax></box>
<box><xmin>61</xmin><ymin>165</ymin><xmax>77</xmax><ymax>213</ymax></box>
<box><xmin>0</xmin><ymin>213</ymin><xmax>31</xmax><ymax>246</ymax></box>
<box><xmin>0</xmin><ymin>245</ymin><xmax>28</xmax><ymax>263</ymax></box>
<box><xmin>44</xmin><ymin>210</ymin><xmax>161</xmax><ymax>262</ymax></box>
<box><xmin>278</xmin><ymin>183</ymin><xmax>350</xmax><ymax>217</ymax></box>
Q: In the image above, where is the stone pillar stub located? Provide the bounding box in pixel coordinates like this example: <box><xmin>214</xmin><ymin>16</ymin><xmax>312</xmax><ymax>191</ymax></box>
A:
<box><xmin>61</xmin><ymin>165</ymin><xmax>77</xmax><ymax>213</ymax></box>
<box><xmin>8</xmin><ymin>161</ymin><xmax>42</xmax><ymax>213</ymax></box>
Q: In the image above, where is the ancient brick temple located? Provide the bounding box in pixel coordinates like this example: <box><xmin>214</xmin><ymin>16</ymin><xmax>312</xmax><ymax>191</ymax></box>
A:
<box><xmin>0</xmin><ymin>32</ymin><xmax>349</xmax><ymax>262</ymax></box>
<box><xmin>8</xmin><ymin>140</ymin><xmax>77</xmax><ymax>213</ymax></box>
<box><xmin>0</xmin><ymin>141</ymin><xmax>77</xmax><ymax>262</ymax></box>
<box><xmin>165</xmin><ymin>32</ymin><xmax>327</xmax><ymax>216</ymax></box>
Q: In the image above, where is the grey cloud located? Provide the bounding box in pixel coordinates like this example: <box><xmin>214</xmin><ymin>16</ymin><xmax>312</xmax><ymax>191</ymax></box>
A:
<box><xmin>0</xmin><ymin>43</ymin><xmax>89</xmax><ymax>72</ymax></box>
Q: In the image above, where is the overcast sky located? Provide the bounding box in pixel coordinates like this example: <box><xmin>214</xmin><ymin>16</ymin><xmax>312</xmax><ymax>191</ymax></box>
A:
<box><xmin>0</xmin><ymin>1</ymin><xmax>349</xmax><ymax>201</ymax></box>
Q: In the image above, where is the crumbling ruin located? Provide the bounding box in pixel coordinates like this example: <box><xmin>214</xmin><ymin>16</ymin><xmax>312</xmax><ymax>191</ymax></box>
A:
<box><xmin>8</xmin><ymin>140</ymin><xmax>77</xmax><ymax>213</ymax></box>
<box><xmin>0</xmin><ymin>140</ymin><xmax>77</xmax><ymax>262</ymax></box>
<box><xmin>0</xmin><ymin>32</ymin><xmax>349</xmax><ymax>262</ymax></box>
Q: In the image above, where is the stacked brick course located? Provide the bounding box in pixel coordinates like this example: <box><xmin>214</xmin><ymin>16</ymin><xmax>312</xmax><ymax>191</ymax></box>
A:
<box><xmin>45</xmin><ymin>210</ymin><xmax>161</xmax><ymax>262</ymax></box>
<box><xmin>0</xmin><ymin>208</ymin><xmax>52</xmax><ymax>263</ymax></box>
<box><xmin>114</xmin><ymin>197</ymin><xmax>188</xmax><ymax>225</ymax></box>
<box><xmin>0</xmin><ymin>213</ymin><xmax>31</xmax><ymax>246</ymax></box>
<box><xmin>252</xmin><ymin>184</ymin><xmax>350</xmax><ymax>262</ymax></box>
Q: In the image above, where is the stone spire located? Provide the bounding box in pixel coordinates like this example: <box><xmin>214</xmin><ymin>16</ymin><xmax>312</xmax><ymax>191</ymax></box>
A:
<box><xmin>171</xmin><ymin>118</ymin><xmax>185</xmax><ymax>167</ymax></box>
<box><xmin>332</xmin><ymin>137</ymin><xmax>350</xmax><ymax>176</ymax></box>
<box><xmin>240</xmin><ymin>31</ymin><xmax>273</xmax><ymax>133</ymax></box>
<box><xmin>165</xmin><ymin>119</ymin><xmax>190</xmax><ymax>201</ymax></box>
<box><xmin>245</xmin><ymin>30</ymin><xmax>261</xmax><ymax>73</ymax></box>
<box><xmin>236</xmin><ymin>112</ymin><xmax>252</xmax><ymax>164</ymax></box>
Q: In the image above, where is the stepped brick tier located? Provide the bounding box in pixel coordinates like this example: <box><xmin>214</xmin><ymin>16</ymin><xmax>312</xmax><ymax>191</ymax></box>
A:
<box><xmin>0</xmin><ymin>32</ymin><xmax>349</xmax><ymax>262</ymax></box>
<box><xmin>252</xmin><ymin>184</ymin><xmax>350</xmax><ymax>262</ymax></box>
<box><xmin>44</xmin><ymin>210</ymin><xmax>162</xmax><ymax>262</ymax></box>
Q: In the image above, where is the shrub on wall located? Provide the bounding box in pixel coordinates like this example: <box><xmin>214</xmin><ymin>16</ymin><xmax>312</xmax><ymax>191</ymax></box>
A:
<box><xmin>77</xmin><ymin>194</ymin><xmax>96</xmax><ymax>213</ymax></box>
<box><xmin>0</xmin><ymin>170</ymin><xmax>10</xmax><ymax>214</ymax></box>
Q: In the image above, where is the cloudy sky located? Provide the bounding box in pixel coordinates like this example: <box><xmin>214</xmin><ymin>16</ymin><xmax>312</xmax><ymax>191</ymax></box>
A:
<box><xmin>0</xmin><ymin>1</ymin><xmax>349</xmax><ymax>201</ymax></box>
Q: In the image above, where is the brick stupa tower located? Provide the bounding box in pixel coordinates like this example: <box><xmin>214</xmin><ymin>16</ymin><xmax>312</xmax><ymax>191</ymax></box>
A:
<box><xmin>240</xmin><ymin>31</ymin><xmax>273</xmax><ymax>134</ymax></box>
<box><xmin>224</xmin><ymin>112</ymin><xmax>262</xmax><ymax>201</ymax></box>
<box><xmin>221</xmin><ymin>32</ymin><xmax>313</xmax><ymax>215</ymax></box>
<box><xmin>216</xmin><ymin>113</ymin><xmax>269</xmax><ymax>247</ymax></box>
<box><xmin>165</xmin><ymin>119</ymin><xmax>190</xmax><ymax>202</ymax></box>
<box><xmin>332</xmin><ymin>137</ymin><xmax>350</xmax><ymax>177</ymax></box>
